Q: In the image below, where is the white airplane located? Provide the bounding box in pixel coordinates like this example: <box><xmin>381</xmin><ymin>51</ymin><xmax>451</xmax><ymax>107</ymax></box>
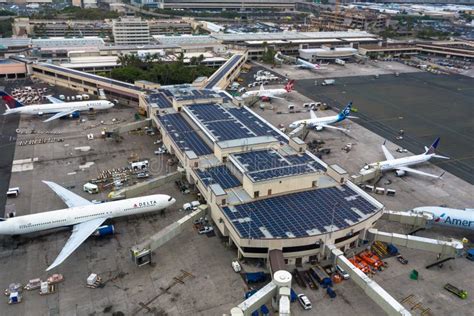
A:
<box><xmin>241</xmin><ymin>80</ymin><xmax>294</xmax><ymax>100</ymax></box>
<box><xmin>1</xmin><ymin>91</ymin><xmax>114</xmax><ymax>122</ymax></box>
<box><xmin>274</xmin><ymin>52</ymin><xmax>325</xmax><ymax>71</ymax></box>
<box><xmin>0</xmin><ymin>181</ymin><xmax>176</xmax><ymax>271</ymax></box>
<box><xmin>412</xmin><ymin>206</ymin><xmax>474</xmax><ymax>231</ymax></box>
<box><xmin>289</xmin><ymin>102</ymin><xmax>355</xmax><ymax>132</ymax></box>
<box><xmin>295</xmin><ymin>58</ymin><xmax>325</xmax><ymax>71</ymax></box>
<box><xmin>361</xmin><ymin>137</ymin><xmax>449</xmax><ymax>178</ymax></box>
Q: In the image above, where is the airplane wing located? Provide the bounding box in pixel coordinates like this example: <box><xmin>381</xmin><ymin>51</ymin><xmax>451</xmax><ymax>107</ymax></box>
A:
<box><xmin>46</xmin><ymin>217</ymin><xmax>107</xmax><ymax>271</ymax></box>
<box><xmin>42</xmin><ymin>180</ymin><xmax>92</xmax><ymax>208</ymax></box>
<box><xmin>310</xmin><ymin>110</ymin><xmax>317</xmax><ymax>120</ymax></box>
<box><xmin>381</xmin><ymin>144</ymin><xmax>395</xmax><ymax>160</ymax></box>
<box><xmin>317</xmin><ymin>124</ymin><xmax>349</xmax><ymax>132</ymax></box>
<box><xmin>45</xmin><ymin>95</ymin><xmax>63</xmax><ymax>104</ymax></box>
<box><xmin>43</xmin><ymin>109</ymin><xmax>78</xmax><ymax>122</ymax></box>
<box><xmin>396</xmin><ymin>166</ymin><xmax>443</xmax><ymax>179</ymax></box>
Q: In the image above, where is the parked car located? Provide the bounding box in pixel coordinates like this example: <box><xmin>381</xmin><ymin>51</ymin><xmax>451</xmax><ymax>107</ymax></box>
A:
<box><xmin>154</xmin><ymin>147</ymin><xmax>167</xmax><ymax>155</ymax></box>
<box><xmin>396</xmin><ymin>255</ymin><xmax>408</xmax><ymax>264</ymax></box>
<box><xmin>231</xmin><ymin>260</ymin><xmax>242</xmax><ymax>273</ymax></box>
<box><xmin>297</xmin><ymin>293</ymin><xmax>312</xmax><ymax>310</ymax></box>
<box><xmin>198</xmin><ymin>226</ymin><xmax>214</xmax><ymax>235</ymax></box>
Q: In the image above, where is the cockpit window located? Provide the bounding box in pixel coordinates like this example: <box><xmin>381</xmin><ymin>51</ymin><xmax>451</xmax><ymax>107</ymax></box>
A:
<box><xmin>168</xmin><ymin>196</ymin><xmax>173</xmax><ymax>201</ymax></box>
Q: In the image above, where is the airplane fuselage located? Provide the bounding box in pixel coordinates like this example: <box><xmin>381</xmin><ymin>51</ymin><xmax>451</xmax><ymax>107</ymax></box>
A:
<box><xmin>371</xmin><ymin>153</ymin><xmax>433</xmax><ymax>172</ymax></box>
<box><xmin>290</xmin><ymin>115</ymin><xmax>339</xmax><ymax>129</ymax></box>
<box><xmin>5</xmin><ymin>100</ymin><xmax>114</xmax><ymax>116</ymax></box>
<box><xmin>413</xmin><ymin>206</ymin><xmax>474</xmax><ymax>230</ymax></box>
<box><xmin>242</xmin><ymin>88</ymin><xmax>288</xmax><ymax>99</ymax></box>
<box><xmin>0</xmin><ymin>194</ymin><xmax>174</xmax><ymax>235</ymax></box>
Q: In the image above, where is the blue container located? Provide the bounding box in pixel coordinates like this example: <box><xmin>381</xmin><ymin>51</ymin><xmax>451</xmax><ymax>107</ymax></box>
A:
<box><xmin>290</xmin><ymin>288</ymin><xmax>298</xmax><ymax>302</ymax></box>
<box><xmin>245</xmin><ymin>289</ymin><xmax>258</xmax><ymax>299</ymax></box>
<box><xmin>321</xmin><ymin>277</ymin><xmax>333</xmax><ymax>288</ymax></box>
<box><xmin>246</xmin><ymin>272</ymin><xmax>266</xmax><ymax>283</ymax></box>
<box><xmin>387</xmin><ymin>244</ymin><xmax>399</xmax><ymax>256</ymax></box>
<box><xmin>261</xmin><ymin>304</ymin><xmax>269</xmax><ymax>316</ymax></box>
<box><xmin>327</xmin><ymin>287</ymin><xmax>337</xmax><ymax>298</ymax></box>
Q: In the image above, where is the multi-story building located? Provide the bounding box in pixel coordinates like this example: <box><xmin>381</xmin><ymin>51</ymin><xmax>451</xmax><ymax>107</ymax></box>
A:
<box><xmin>12</xmin><ymin>18</ymin><xmax>112</xmax><ymax>38</ymax></box>
<box><xmin>112</xmin><ymin>17</ymin><xmax>151</xmax><ymax>46</ymax></box>
<box><xmin>319</xmin><ymin>9</ymin><xmax>390</xmax><ymax>31</ymax></box>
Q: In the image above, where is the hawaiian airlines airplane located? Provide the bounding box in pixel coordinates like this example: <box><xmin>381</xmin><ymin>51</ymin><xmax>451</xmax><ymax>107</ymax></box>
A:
<box><xmin>0</xmin><ymin>181</ymin><xmax>176</xmax><ymax>271</ymax></box>
<box><xmin>412</xmin><ymin>206</ymin><xmax>474</xmax><ymax>231</ymax></box>
<box><xmin>241</xmin><ymin>80</ymin><xmax>295</xmax><ymax>100</ymax></box>
<box><xmin>361</xmin><ymin>138</ymin><xmax>449</xmax><ymax>178</ymax></box>
<box><xmin>1</xmin><ymin>91</ymin><xmax>114</xmax><ymax>122</ymax></box>
<box><xmin>289</xmin><ymin>102</ymin><xmax>356</xmax><ymax>132</ymax></box>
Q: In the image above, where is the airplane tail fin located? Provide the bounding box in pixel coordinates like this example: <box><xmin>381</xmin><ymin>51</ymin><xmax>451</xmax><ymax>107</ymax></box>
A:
<box><xmin>339</xmin><ymin>101</ymin><xmax>353</xmax><ymax>118</ymax></box>
<box><xmin>425</xmin><ymin>137</ymin><xmax>440</xmax><ymax>155</ymax></box>
<box><xmin>284</xmin><ymin>80</ymin><xmax>295</xmax><ymax>92</ymax></box>
<box><xmin>0</xmin><ymin>91</ymin><xmax>24</xmax><ymax>110</ymax></box>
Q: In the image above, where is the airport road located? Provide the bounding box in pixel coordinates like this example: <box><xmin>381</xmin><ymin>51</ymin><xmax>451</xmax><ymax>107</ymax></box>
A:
<box><xmin>295</xmin><ymin>72</ymin><xmax>474</xmax><ymax>184</ymax></box>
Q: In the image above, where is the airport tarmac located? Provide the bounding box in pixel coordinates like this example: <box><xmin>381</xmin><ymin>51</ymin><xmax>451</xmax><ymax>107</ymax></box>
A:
<box><xmin>1</xmin><ymin>75</ymin><xmax>473</xmax><ymax>315</ymax></box>
<box><xmin>293</xmin><ymin>72</ymin><xmax>474</xmax><ymax>184</ymax></box>
<box><xmin>254</xmin><ymin>59</ymin><xmax>420</xmax><ymax>80</ymax></box>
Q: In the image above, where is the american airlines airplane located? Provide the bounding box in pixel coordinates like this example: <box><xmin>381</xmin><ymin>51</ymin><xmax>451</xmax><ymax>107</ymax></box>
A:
<box><xmin>361</xmin><ymin>138</ymin><xmax>449</xmax><ymax>178</ymax></box>
<box><xmin>289</xmin><ymin>102</ymin><xmax>356</xmax><ymax>132</ymax></box>
<box><xmin>0</xmin><ymin>181</ymin><xmax>176</xmax><ymax>271</ymax></box>
<box><xmin>1</xmin><ymin>91</ymin><xmax>114</xmax><ymax>122</ymax></box>
<box><xmin>241</xmin><ymin>80</ymin><xmax>294</xmax><ymax>100</ymax></box>
<box><xmin>412</xmin><ymin>206</ymin><xmax>474</xmax><ymax>231</ymax></box>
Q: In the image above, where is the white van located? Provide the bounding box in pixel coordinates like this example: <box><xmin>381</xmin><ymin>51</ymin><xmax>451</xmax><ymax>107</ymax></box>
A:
<box><xmin>336</xmin><ymin>265</ymin><xmax>350</xmax><ymax>280</ymax></box>
<box><xmin>183</xmin><ymin>200</ymin><xmax>200</xmax><ymax>211</ymax></box>
<box><xmin>83</xmin><ymin>183</ymin><xmax>99</xmax><ymax>194</ymax></box>
<box><xmin>7</xmin><ymin>187</ymin><xmax>20</xmax><ymax>197</ymax></box>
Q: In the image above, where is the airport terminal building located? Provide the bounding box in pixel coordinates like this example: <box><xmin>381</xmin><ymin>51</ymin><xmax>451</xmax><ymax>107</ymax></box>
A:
<box><xmin>18</xmin><ymin>51</ymin><xmax>384</xmax><ymax>264</ymax></box>
<box><xmin>147</xmin><ymin>83</ymin><xmax>383</xmax><ymax>264</ymax></box>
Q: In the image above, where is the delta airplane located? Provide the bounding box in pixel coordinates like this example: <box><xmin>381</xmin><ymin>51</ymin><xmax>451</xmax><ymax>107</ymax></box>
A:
<box><xmin>289</xmin><ymin>102</ymin><xmax>356</xmax><ymax>132</ymax></box>
<box><xmin>241</xmin><ymin>80</ymin><xmax>294</xmax><ymax>100</ymax></box>
<box><xmin>412</xmin><ymin>206</ymin><xmax>474</xmax><ymax>231</ymax></box>
<box><xmin>1</xmin><ymin>91</ymin><xmax>114</xmax><ymax>122</ymax></box>
<box><xmin>295</xmin><ymin>58</ymin><xmax>325</xmax><ymax>71</ymax></box>
<box><xmin>0</xmin><ymin>181</ymin><xmax>176</xmax><ymax>271</ymax></box>
<box><xmin>361</xmin><ymin>137</ymin><xmax>449</xmax><ymax>178</ymax></box>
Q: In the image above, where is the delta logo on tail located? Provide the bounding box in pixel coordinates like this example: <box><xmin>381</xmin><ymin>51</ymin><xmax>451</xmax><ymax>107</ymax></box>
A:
<box><xmin>434</xmin><ymin>213</ymin><xmax>446</xmax><ymax>223</ymax></box>
<box><xmin>284</xmin><ymin>80</ymin><xmax>295</xmax><ymax>92</ymax></box>
<box><xmin>0</xmin><ymin>91</ymin><xmax>24</xmax><ymax>108</ymax></box>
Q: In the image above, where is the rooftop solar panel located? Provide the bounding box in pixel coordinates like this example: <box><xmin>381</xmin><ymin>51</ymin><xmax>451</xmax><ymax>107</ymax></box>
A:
<box><xmin>222</xmin><ymin>185</ymin><xmax>379</xmax><ymax>239</ymax></box>
<box><xmin>228</xmin><ymin>108</ymin><xmax>287</xmax><ymax>142</ymax></box>
<box><xmin>196</xmin><ymin>165</ymin><xmax>241</xmax><ymax>189</ymax></box>
<box><xmin>205</xmin><ymin>120</ymin><xmax>255</xmax><ymax>141</ymax></box>
<box><xmin>188</xmin><ymin>104</ymin><xmax>232</xmax><ymax>122</ymax></box>
<box><xmin>149</xmin><ymin>92</ymin><xmax>172</xmax><ymax>108</ymax></box>
<box><xmin>158</xmin><ymin>113</ymin><xmax>212</xmax><ymax>156</ymax></box>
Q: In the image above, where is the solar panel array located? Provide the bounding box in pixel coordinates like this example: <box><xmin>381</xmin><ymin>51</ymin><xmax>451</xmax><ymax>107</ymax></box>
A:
<box><xmin>228</xmin><ymin>108</ymin><xmax>286</xmax><ymax>143</ymax></box>
<box><xmin>148</xmin><ymin>92</ymin><xmax>172</xmax><ymax>108</ymax></box>
<box><xmin>204</xmin><ymin>54</ymin><xmax>242</xmax><ymax>89</ymax></box>
<box><xmin>158</xmin><ymin>113</ymin><xmax>213</xmax><ymax>156</ymax></box>
<box><xmin>196</xmin><ymin>165</ymin><xmax>241</xmax><ymax>189</ymax></box>
<box><xmin>188</xmin><ymin>104</ymin><xmax>258</xmax><ymax>141</ymax></box>
<box><xmin>233</xmin><ymin>149</ymin><xmax>324</xmax><ymax>181</ymax></box>
<box><xmin>222</xmin><ymin>185</ymin><xmax>379</xmax><ymax>239</ymax></box>
<box><xmin>174</xmin><ymin>89</ymin><xmax>221</xmax><ymax>101</ymax></box>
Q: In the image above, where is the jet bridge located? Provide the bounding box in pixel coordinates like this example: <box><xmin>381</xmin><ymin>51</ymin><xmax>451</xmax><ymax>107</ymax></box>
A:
<box><xmin>381</xmin><ymin>210</ymin><xmax>434</xmax><ymax>228</ymax></box>
<box><xmin>328</xmin><ymin>245</ymin><xmax>412</xmax><ymax>316</ymax></box>
<box><xmin>367</xmin><ymin>228</ymin><xmax>463</xmax><ymax>258</ymax></box>
<box><xmin>130</xmin><ymin>205</ymin><xmax>206</xmax><ymax>266</ymax></box>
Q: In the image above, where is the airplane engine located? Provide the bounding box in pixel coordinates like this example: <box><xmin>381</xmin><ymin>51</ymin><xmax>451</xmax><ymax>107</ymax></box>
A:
<box><xmin>69</xmin><ymin>111</ymin><xmax>80</xmax><ymax>119</ymax></box>
<box><xmin>395</xmin><ymin>170</ymin><xmax>406</xmax><ymax>177</ymax></box>
<box><xmin>93</xmin><ymin>225</ymin><xmax>115</xmax><ymax>237</ymax></box>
